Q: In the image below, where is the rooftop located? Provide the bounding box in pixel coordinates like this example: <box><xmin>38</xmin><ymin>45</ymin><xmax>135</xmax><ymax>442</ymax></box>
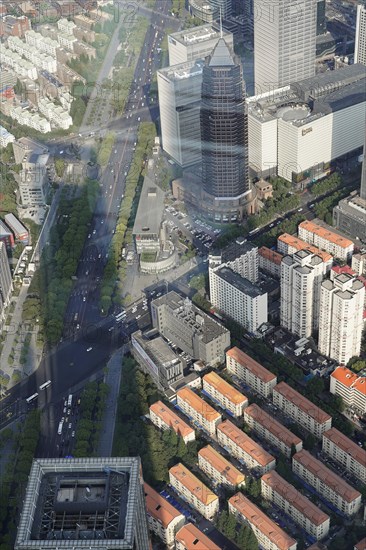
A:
<box><xmin>220</xmin><ymin>238</ymin><xmax>257</xmax><ymax>263</ymax></box>
<box><xmin>169</xmin><ymin>463</ymin><xmax>218</xmax><ymax>506</ymax></box>
<box><xmin>323</xmin><ymin>427</ymin><xmax>366</xmax><ymax>467</ymax></box>
<box><xmin>278</xmin><ymin>233</ymin><xmax>333</xmax><ymax>263</ymax></box>
<box><xmin>293</xmin><ymin>450</ymin><xmax>361</xmax><ymax>503</ymax></box>
<box><xmin>198</xmin><ymin>445</ymin><xmax>245</xmax><ymax>486</ymax></box>
<box><xmin>149</xmin><ymin>400</ymin><xmax>195</xmax><ymax>439</ymax></box>
<box><xmin>244</xmin><ymin>404</ymin><xmax>302</xmax><ymax>449</ymax></box>
<box><xmin>262</xmin><ymin>470</ymin><xmax>329</xmax><ymax>526</ymax></box>
<box><xmin>355</xmin><ymin>538</ymin><xmax>366</xmax><ymax>550</ymax></box>
<box><xmin>299</xmin><ymin>220</ymin><xmax>354</xmax><ymax>249</ymax></box>
<box><xmin>144</xmin><ymin>483</ymin><xmax>184</xmax><ymax>528</ymax></box>
<box><xmin>259</xmin><ymin>246</ymin><xmax>283</xmax><ymax>265</ymax></box>
<box><xmin>214</xmin><ymin>266</ymin><xmax>265</xmax><ymax>298</ymax></box>
<box><xmin>217</xmin><ymin>420</ymin><xmax>275</xmax><ymax>468</ymax></box>
<box><xmin>274</xmin><ymin>382</ymin><xmax>332</xmax><ymax>425</ymax></box>
<box><xmin>226</xmin><ymin>347</ymin><xmax>277</xmax><ymax>384</ymax></box>
<box><xmin>331</xmin><ymin>367</ymin><xmax>366</xmax><ymax>396</ymax></box>
<box><xmin>132</xmin><ymin>332</ymin><xmax>181</xmax><ymax>371</ymax></box>
<box><xmin>158</xmin><ymin>59</ymin><xmax>204</xmax><ymax>82</ymax></box>
<box><xmin>229</xmin><ymin>492</ymin><xmax>297</xmax><ymax>550</ymax></box>
<box><xmin>177</xmin><ymin>387</ymin><xmax>221</xmax><ymax>423</ymax></box>
<box><xmin>175</xmin><ymin>523</ymin><xmax>220</xmax><ymax>550</ymax></box>
<box><xmin>132</xmin><ymin>174</ymin><xmax>165</xmax><ymax>237</ymax></box>
<box><xmin>4</xmin><ymin>213</ymin><xmax>28</xmax><ymax>236</ymax></box>
<box><xmin>203</xmin><ymin>371</ymin><xmax>248</xmax><ymax>405</ymax></box>
<box><xmin>208</xmin><ymin>38</ymin><xmax>235</xmax><ymax>67</ymax></box>
<box><xmin>169</xmin><ymin>24</ymin><xmax>231</xmax><ymax>46</ymax></box>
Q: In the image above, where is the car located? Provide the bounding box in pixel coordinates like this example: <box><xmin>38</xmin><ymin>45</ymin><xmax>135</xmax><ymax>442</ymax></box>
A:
<box><xmin>114</xmin><ymin>149</ymin><xmax>117</xmax><ymax>153</ymax></box>
<box><xmin>298</xmin><ymin>207</ymin><xmax>303</xmax><ymax>212</ymax></box>
<box><xmin>63</xmin><ymin>407</ymin><xmax>66</xmax><ymax>413</ymax></box>
<box><xmin>137</xmin><ymin>117</ymin><xmax>141</xmax><ymax>121</ymax></box>
<box><xmin>76</xmin><ymin>324</ymin><xmax>80</xmax><ymax>330</ymax></box>
<box><xmin>86</xmin><ymin>270</ymin><xmax>89</xmax><ymax>276</ymax></box>
<box><xmin>71</xmin><ymin>431</ymin><xmax>75</xmax><ymax>437</ymax></box>
<box><xmin>92</xmin><ymin>229</ymin><xmax>96</xmax><ymax>234</ymax></box>
<box><xmin>88</xmin><ymin>233</ymin><xmax>91</xmax><ymax>238</ymax></box>
<box><xmin>83</xmin><ymin>296</ymin><xmax>86</xmax><ymax>302</ymax></box>
<box><xmin>309</xmin><ymin>203</ymin><xmax>315</xmax><ymax>208</ymax></box>
<box><xmin>61</xmin><ymin>417</ymin><xmax>65</xmax><ymax>423</ymax></box>
<box><xmin>98</xmin><ymin>253</ymin><xmax>101</xmax><ymax>258</ymax></box>
<box><xmin>87</xmin><ymin>347</ymin><xmax>92</xmax><ymax>352</ymax></box>
<box><xmin>269</xmin><ymin>223</ymin><xmax>274</xmax><ymax>228</ymax></box>
<box><xmin>68</xmin><ymin>423</ymin><xmax>72</xmax><ymax>429</ymax></box>
<box><xmin>136</xmin><ymin>314</ymin><xmax>141</xmax><ymax>320</ymax></box>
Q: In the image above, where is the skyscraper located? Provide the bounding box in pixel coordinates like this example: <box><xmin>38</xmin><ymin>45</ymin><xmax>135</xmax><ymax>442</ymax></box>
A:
<box><xmin>316</xmin><ymin>0</ymin><xmax>326</xmax><ymax>35</ymax></box>
<box><xmin>361</xmin><ymin>121</ymin><xmax>366</xmax><ymax>200</ymax></box>
<box><xmin>0</xmin><ymin>241</ymin><xmax>12</xmax><ymax>329</ymax></box>
<box><xmin>200</xmin><ymin>38</ymin><xmax>249</xmax><ymax>200</ymax></box>
<box><xmin>355</xmin><ymin>3</ymin><xmax>366</xmax><ymax>66</ymax></box>
<box><xmin>254</xmin><ymin>0</ymin><xmax>317</xmax><ymax>93</ymax></box>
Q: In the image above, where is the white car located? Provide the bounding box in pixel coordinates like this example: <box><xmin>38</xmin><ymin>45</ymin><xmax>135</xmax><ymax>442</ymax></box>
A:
<box><xmin>87</xmin><ymin>347</ymin><xmax>92</xmax><ymax>352</ymax></box>
<box><xmin>83</xmin><ymin>296</ymin><xmax>86</xmax><ymax>302</ymax></box>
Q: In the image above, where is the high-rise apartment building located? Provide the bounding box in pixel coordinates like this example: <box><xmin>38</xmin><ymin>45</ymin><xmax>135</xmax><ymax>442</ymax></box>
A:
<box><xmin>280</xmin><ymin>250</ymin><xmax>325</xmax><ymax>338</ymax></box>
<box><xmin>355</xmin><ymin>3</ymin><xmax>366</xmax><ymax>66</ymax></box>
<box><xmin>254</xmin><ymin>0</ymin><xmax>317</xmax><ymax>93</ymax></box>
<box><xmin>361</xmin><ymin>119</ymin><xmax>366</xmax><ymax>200</ymax></box>
<box><xmin>318</xmin><ymin>273</ymin><xmax>365</xmax><ymax>365</ymax></box>
<box><xmin>201</xmin><ymin>38</ymin><xmax>249</xmax><ymax>202</ymax></box>
<box><xmin>167</xmin><ymin>25</ymin><xmax>233</xmax><ymax>66</ymax></box>
<box><xmin>209</xmin><ymin>238</ymin><xmax>259</xmax><ymax>283</ymax></box>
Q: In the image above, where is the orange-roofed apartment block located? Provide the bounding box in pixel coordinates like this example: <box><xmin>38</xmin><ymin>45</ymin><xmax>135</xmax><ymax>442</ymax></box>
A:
<box><xmin>330</xmin><ymin>367</ymin><xmax>366</xmax><ymax>414</ymax></box>
<box><xmin>258</xmin><ymin>246</ymin><xmax>283</xmax><ymax>278</ymax></box>
<box><xmin>169</xmin><ymin>463</ymin><xmax>219</xmax><ymax>519</ymax></box>
<box><xmin>198</xmin><ymin>445</ymin><xmax>246</xmax><ymax>490</ymax></box>
<box><xmin>298</xmin><ymin>220</ymin><xmax>354</xmax><ymax>261</ymax></box>
<box><xmin>292</xmin><ymin>450</ymin><xmax>362</xmax><ymax>516</ymax></box>
<box><xmin>144</xmin><ymin>483</ymin><xmax>185</xmax><ymax>549</ymax></box>
<box><xmin>229</xmin><ymin>492</ymin><xmax>297</xmax><ymax>550</ymax></box>
<box><xmin>226</xmin><ymin>347</ymin><xmax>277</xmax><ymax>398</ymax></box>
<box><xmin>202</xmin><ymin>371</ymin><xmax>248</xmax><ymax>418</ymax></box>
<box><xmin>244</xmin><ymin>403</ymin><xmax>303</xmax><ymax>458</ymax></box>
<box><xmin>277</xmin><ymin>233</ymin><xmax>333</xmax><ymax>273</ymax></box>
<box><xmin>322</xmin><ymin>427</ymin><xmax>366</xmax><ymax>484</ymax></box>
<box><xmin>217</xmin><ymin>419</ymin><xmax>276</xmax><ymax>475</ymax></box>
<box><xmin>273</xmin><ymin>382</ymin><xmax>332</xmax><ymax>438</ymax></box>
<box><xmin>261</xmin><ymin>470</ymin><xmax>330</xmax><ymax>541</ymax></box>
<box><xmin>175</xmin><ymin>523</ymin><xmax>220</xmax><ymax>550</ymax></box>
<box><xmin>176</xmin><ymin>387</ymin><xmax>221</xmax><ymax>436</ymax></box>
<box><xmin>149</xmin><ymin>401</ymin><xmax>195</xmax><ymax>443</ymax></box>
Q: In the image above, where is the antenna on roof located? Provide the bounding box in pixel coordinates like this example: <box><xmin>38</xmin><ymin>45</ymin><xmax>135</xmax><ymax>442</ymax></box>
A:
<box><xmin>219</xmin><ymin>6</ymin><xmax>223</xmax><ymax>38</ymax></box>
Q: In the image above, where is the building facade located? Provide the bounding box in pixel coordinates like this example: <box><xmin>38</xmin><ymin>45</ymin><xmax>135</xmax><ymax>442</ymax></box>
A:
<box><xmin>202</xmin><ymin>371</ymin><xmax>248</xmax><ymax>417</ymax></box>
<box><xmin>198</xmin><ymin>445</ymin><xmax>246</xmax><ymax>490</ymax></box>
<box><xmin>355</xmin><ymin>4</ymin><xmax>366</xmax><ymax>66</ymax></box>
<box><xmin>258</xmin><ymin>246</ymin><xmax>283</xmax><ymax>278</ymax></box>
<box><xmin>169</xmin><ymin>463</ymin><xmax>219</xmax><ymax>519</ymax></box>
<box><xmin>0</xmin><ymin>241</ymin><xmax>12</xmax><ymax>329</ymax></box>
<box><xmin>229</xmin><ymin>492</ymin><xmax>297</xmax><ymax>550</ymax></box>
<box><xmin>226</xmin><ymin>347</ymin><xmax>277</xmax><ymax>398</ymax></box>
<box><xmin>329</xmin><ymin>367</ymin><xmax>366</xmax><ymax>414</ymax></box>
<box><xmin>292</xmin><ymin>450</ymin><xmax>362</xmax><ymax>516</ymax></box>
<box><xmin>273</xmin><ymin>382</ymin><xmax>332</xmax><ymax>438</ymax></box>
<box><xmin>318</xmin><ymin>274</ymin><xmax>365</xmax><ymax>365</ymax></box>
<box><xmin>149</xmin><ymin>401</ymin><xmax>195</xmax><ymax>443</ymax></box>
<box><xmin>167</xmin><ymin>25</ymin><xmax>233</xmax><ymax>66</ymax></box>
<box><xmin>175</xmin><ymin>523</ymin><xmax>220</xmax><ymax>550</ymax></box>
<box><xmin>144</xmin><ymin>483</ymin><xmax>185</xmax><ymax>549</ymax></box>
<box><xmin>277</xmin><ymin>233</ymin><xmax>333</xmax><ymax>273</ymax></box>
<box><xmin>217</xmin><ymin>419</ymin><xmax>276</xmax><ymax>475</ymax></box>
<box><xmin>298</xmin><ymin>220</ymin><xmax>354</xmax><ymax>261</ymax></box>
<box><xmin>209</xmin><ymin>238</ymin><xmax>258</xmax><ymax>283</ymax></box>
<box><xmin>322</xmin><ymin>427</ymin><xmax>366</xmax><ymax>485</ymax></box>
<box><xmin>176</xmin><ymin>387</ymin><xmax>222</xmax><ymax>436</ymax></box>
<box><xmin>244</xmin><ymin>404</ymin><xmax>303</xmax><ymax>458</ymax></box>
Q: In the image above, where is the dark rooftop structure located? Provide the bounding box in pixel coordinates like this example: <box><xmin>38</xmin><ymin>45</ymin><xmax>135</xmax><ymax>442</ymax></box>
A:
<box><xmin>215</xmin><ymin>266</ymin><xmax>264</xmax><ymax>298</ymax></box>
<box><xmin>221</xmin><ymin>237</ymin><xmax>257</xmax><ymax>263</ymax></box>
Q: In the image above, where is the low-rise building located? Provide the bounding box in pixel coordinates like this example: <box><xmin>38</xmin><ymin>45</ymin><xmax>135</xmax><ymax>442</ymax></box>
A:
<box><xmin>273</xmin><ymin>382</ymin><xmax>332</xmax><ymax>438</ymax></box>
<box><xmin>277</xmin><ymin>233</ymin><xmax>333</xmax><ymax>273</ymax></box>
<box><xmin>329</xmin><ymin>366</ymin><xmax>366</xmax><ymax>414</ymax></box>
<box><xmin>10</xmin><ymin>105</ymin><xmax>51</xmax><ymax>133</ymax></box>
<box><xmin>258</xmin><ymin>246</ymin><xmax>283</xmax><ymax>278</ymax></box>
<box><xmin>38</xmin><ymin>98</ymin><xmax>72</xmax><ymax>129</ymax></box>
<box><xmin>144</xmin><ymin>483</ymin><xmax>185</xmax><ymax>549</ymax></box>
<box><xmin>217</xmin><ymin>420</ymin><xmax>276</xmax><ymax>475</ymax></box>
<box><xmin>292</xmin><ymin>449</ymin><xmax>362</xmax><ymax>516</ymax></box>
<box><xmin>149</xmin><ymin>401</ymin><xmax>195</xmax><ymax>443</ymax></box>
<box><xmin>352</xmin><ymin>252</ymin><xmax>366</xmax><ymax>275</ymax></box>
<box><xmin>0</xmin><ymin>220</ymin><xmax>15</xmax><ymax>249</ymax></box>
<box><xmin>322</xmin><ymin>427</ymin><xmax>366</xmax><ymax>484</ymax></box>
<box><xmin>229</xmin><ymin>492</ymin><xmax>297</xmax><ymax>550</ymax></box>
<box><xmin>175</xmin><ymin>523</ymin><xmax>220</xmax><ymax>550</ymax></box>
<box><xmin>176</xmin><ymin>387</ymin><xmax>221</xmax><ymax>436</ymax></box>
<box><xmin>4</xmin><ymin>214</ymin><xmax>28</xmax><ymax>244</ymax></box>
<box><xmin>354</xmin><ymin>538</ymin><xmax>366</xmax><ymax>550</ymax></box>
<box><xmin>298</xmin><ymin>220</ymin><xmax>354</xmax><ymax>261</ymax></box>
<box><xmin>261</xmin><ymin>470</ymin><xmax>330</xmax><ymax>541</ymax></box>
<box><xmin>202</xmin><ymin>371</ymin><xmax>248</xmax><ymax>417</ymax></box>
<box><xmin>198</xmin><ymin>445</ymin><xmax>246</xmax><ymax>490</ymax></box>
<box><xmin>226</xmin><ymin>347</ymin><xmax>277</xmax><ymax>398</ymax></box>
<box><xmin>169</xmin><ymin>463</ymin><xmax>219</xmax><ymax>520</ymax></box>
<box><xmin>0</xmin><ymin>45</ymin><xmax>37</xmax><ymax>80</ymax></box>
<box><xmin>8</xmin><ymin>36</ymin><xmax>57</xmax><ymax>73</ymax></box>
<box><xmin>0</xmin><ymin>125</ymin><xmax>15</xmax><ymax>147</ymax></box>
<box><xmin>244</xmin><ymin>404</ymin><xmax>303</xmax><ymax>458</ymax></box>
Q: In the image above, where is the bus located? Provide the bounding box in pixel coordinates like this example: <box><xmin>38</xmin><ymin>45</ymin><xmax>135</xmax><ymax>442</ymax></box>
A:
<box><xmin>57</xmin><ymin>421</ymin><xmax>64</xmax><ymax>435</ymax></box>
<box><xmin>115</xmin><ymin>310</ymin><xmax>126</xmax><ymax>322</ymax></box>
<box><xmin>67</xmin><ymin>394</ymin><xmax>73</xmax><ymax>408</ymax></box>
<box><xmin>39</xmin><ymin>380</ymin><xmax>51</xmax><ymax>391</ymax></box>
<box><xmin>248</xmin><ymin>228</ymin><xmax>260</xmax><ymax>236</ymax></box>
<box><xmin>26</xmin><ymin>393</ymin><xmax>38</xmax><ymax>404</ymax></box>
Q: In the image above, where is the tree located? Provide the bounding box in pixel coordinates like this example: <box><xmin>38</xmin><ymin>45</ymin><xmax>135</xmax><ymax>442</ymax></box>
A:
<box><xmin>224</xmin><ymin>513</ymin><xmax>238</xmax><ymax>541</ymax></box>
<box><xmin>235</xmin><ymin>524</ymin><xmax>258</xmax><ymax>550</ymax></box>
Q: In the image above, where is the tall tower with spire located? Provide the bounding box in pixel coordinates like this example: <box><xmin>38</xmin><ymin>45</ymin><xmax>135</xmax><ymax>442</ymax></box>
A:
<box><xmin>200</xmin><ymin>39</ymin><xmax>249</xmax><ymax>202</ymax></box>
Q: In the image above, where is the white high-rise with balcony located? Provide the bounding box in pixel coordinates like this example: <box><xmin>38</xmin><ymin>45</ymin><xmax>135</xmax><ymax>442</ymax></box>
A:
<box><xmin>355</xmin><ymin>4</ymin><xmax>366</xmax><ymax>66</ymax></box>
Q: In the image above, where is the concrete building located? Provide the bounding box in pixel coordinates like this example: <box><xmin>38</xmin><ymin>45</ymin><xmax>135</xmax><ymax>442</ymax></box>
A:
<box><xmin>254</xmin><ymin>0</ymin><xmax>316</xmax><ymax>93</ymax></box>
<box><xmin>261</xmin><ymin>470</ymin><xmax>330</xmax><ymax>541</ymax></box>
<box><xmin>57</xmin><ymin>17</ymin><xmax>76</xmax><ymax>36</ymax></box>
<box><xmin>352</xmin><ymin>252</ymin><xmax>366</xmax><ymax>275</ymax></box>
<box><xmin>149</xmin><ymin>401</ymin><xmax>195</xmax><ymax>443</ymax></box>
<box><xmin>258</xmin><ymin>246</ymin><xmax>283</xmax><ymax>278</ymax></box>
<box><xmin>15</xmin><ymin>457</ymin><xmax>151</xmax><ymax>550</ymax></box>
<box><xmin>169</xmin><ymin>463</ymin><xmax>219</xmax><ymax>519</ymax></box>
<box><xmin>247</xmin><ymin>64</ymin><xmax>366</xmax><ymax>182</ymax></box>
<box><xmin>144</xmin><ymin>483</ymin><xmax>185</xmax><ymax>549</ymax></box>
<box><xmin>151</xmin><ymin>291</ymin><xmax>230</xmax><ymax>366</ymax></box>
<box><xmin>188</xmin><ymin>0</ymin><xmax>216</xmax><ymax>23</ymax></box>
<box><xmin>0</xmin><ymin>220</ymin><xmax>14</xmax><ymax>249</ymax></box>
<box><xmin>273</xmin><ymin>382</ymin><xmax>332</xmax><ymax>438</ymax></box>
<box><xmin>10</xmin><ymin>105</ymin><xmax>51</xmax><ymax>133</ymax></box>
<box><xmin>329</xmin><ymin>367</ymin><xmax>366</xmax><ymax>414</ymax></box>
<box><xmin>355</xmin><ymin>4</ymin><xmax>366</xmax><ymax>66</ymax></box>
<box><xmin>175</xmin><ymin>523</ymin><xmax>220</xmax><ymax>550</ymax></box>
<box><xmin>318</xmin><ymin>274</ymin><xmax>365</xmax><ymax>365</ymax></box>
<box><xmin>167</xmin><ymin>25</ymin><xmax>233</xmax><ymax>66</ymax></box>
<box><xmin>0</xmin><ymin>241</ymin><xmax>12</xmax><ymax>328</ymax></box>
<box><xmin>0</xmin><ymin>126</ymin><xmax>15</xmax><ymax>147</ymax></box>
<box><xmin>333</xmin><ymin>193</ymin><xmax>366</xmax><ymax>245</ymax></box>
<box><xmin>157</xmin><ymin>60</ymin><xmax>203</xmax><ymax>168</ymax></box>
<box><xmin>176</xmin><ymin>386</ymin><xmax>222</xmax><ymax>436</ymax></box>
<box><xmin>209</xmin><ymin>239</ymin><xmax>258</xmax><ymax>283</ymax></box>
<box><xmin>8</xmin><ymin>36</ymin><xmax>57</xmax><ymax>73</ymax></box>
<box><xmin>0</xmin><ymin>15</ymin><xmax>30</xmax><ymax>37</ymax></box>
<box><xmin>0</xmin><ymin>44</ymin><xmax>38</xmax><ymax>80</ymax></box>
<box><xmin>132</xmin><ymin>175</ymin><xmax>165</xmax><ymax>255</ymax></box>
<box><xmin>4</xmin><ymin>214</ymin><xmax>28</xmax><ymax>244</ymax></box>
<box><xmin>209</xmin><ymin>265</ymin><xmax>268</xmax><ymax>332</ymax></box>
<box><xmin>277</xmin><ymin>233</ymin><xmax>333</xmax><ymax>272</ymax></box>
<box><xmin>298</xmin><ymin>220</ymin><xmax>354</xmax><ymax>261</ymax></box>
<box><xmin>244</xmin><ymin>404</ymin><xmax>303</xmax><ymax>458</ymax></box>
<box><xmin>229</xmin><ymin>492</ymin><xmax>297</xmax><ymax>550</ymax></box>
<box><xmin>18</xmin><ymin>161</ymin><xmax>48</xmax><ymax>206</ymax></box>
<box><xmin>202</xmin><ymin>371</ymin><xmax>248</xmax><ymax>417</ymax></box>
<box><xmin>217</xmin><ymin>419</ymin><xmax>276</xmax><ymax>475</ymax></box>
<box><xmin>226</xmin><ymin>347</ymin><xmax>277</xmax><ymax>398</ymax></box>
<box><xmin>198</xmin><ymin>445</ymin><xmax>246</xmax><ymax>490</ymax></box>
<box><xmin>131</xmin><ymin>332</ymin><xmax>183</xmax><ymax>391</ymax></box>
<box><xmin>280</xmin><ymin>250</ymin><xmax>325</xmax><ymax>338</ymax></box>
<box><xmin>25</xmin><ymin>30</ymin><xmax>59</xmax><ymax>57</ymax></box>
<box><xmin>322</xmin><ymin>427</ymin><xmax>366</xmax><ymax>485</ymax></box>
<box><xmin>292</xmin><ymin>450</ymin><xmax>362</xmax><ymax>516</ymax></box>
<box><xmin>38</xmin><ymin>98</ymin><xmax>72</xmax><ymax>129</ymax></box>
